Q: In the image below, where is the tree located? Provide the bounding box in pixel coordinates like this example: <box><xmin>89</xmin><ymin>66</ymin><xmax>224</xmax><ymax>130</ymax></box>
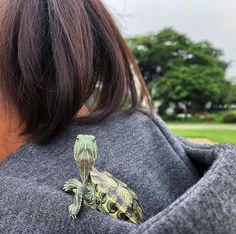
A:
<box><xmin>128</xmin><ymin>28</ymin><xmax>231</xmax><ymax>115</ymax></box>
<box><xmin>226</xmin><ymin>84</ymin><xmax>236</xmax><ymax>105</ymax></box>
<box><xmin>149</xmin><ymin>65</ymin><xmax>231</xmax><ymax>116</ymax></box>
<box><xmin>128</xmin><ymin>28</ymin><xmax>228</xmax><ymax>83</ymax></box>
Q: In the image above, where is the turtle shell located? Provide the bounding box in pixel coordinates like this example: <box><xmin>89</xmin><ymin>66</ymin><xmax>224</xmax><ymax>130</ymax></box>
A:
<box><xmin>83</xmin><ymin>167</ymin><xmax>144</xmax><ymax>224</ymax></box>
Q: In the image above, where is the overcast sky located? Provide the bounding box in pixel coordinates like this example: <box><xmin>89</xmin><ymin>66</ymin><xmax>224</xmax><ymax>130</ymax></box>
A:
<box><xmin>104</xmin><ymin>0</ymin><xmax>236</xmax><ymax>80</ymax></box>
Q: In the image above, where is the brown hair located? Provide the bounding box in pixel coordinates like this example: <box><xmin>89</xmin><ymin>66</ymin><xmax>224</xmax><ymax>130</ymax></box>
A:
<box><xmin>0</xmin><ymin>0</ymin><xmax>152</xmax><ymax>144</ymax></box>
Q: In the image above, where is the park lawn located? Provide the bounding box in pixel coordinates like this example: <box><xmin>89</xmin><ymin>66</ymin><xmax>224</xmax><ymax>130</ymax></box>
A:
<box><xmin>170</xmin><ymin>128</ymin><xmax>236</xmax><ymax>145</ymax></box>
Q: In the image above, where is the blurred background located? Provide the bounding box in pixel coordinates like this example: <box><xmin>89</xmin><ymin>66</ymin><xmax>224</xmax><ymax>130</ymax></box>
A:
<box><xmin>105</xmin><ymin>0</ymin><xmax>236</xmax><ymax>145</ymax></box>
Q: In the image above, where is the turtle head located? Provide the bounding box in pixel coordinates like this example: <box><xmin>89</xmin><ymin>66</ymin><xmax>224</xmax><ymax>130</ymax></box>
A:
<box><xmin>73</xmin><ymin>134</ymin><xmax>97</xmax><ymax>184</ymax></box>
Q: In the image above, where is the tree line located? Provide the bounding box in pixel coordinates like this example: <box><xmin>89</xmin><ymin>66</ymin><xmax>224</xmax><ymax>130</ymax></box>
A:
<box><xmin>128</xmin><ymin>28</ymin><xmax>235</xmax><ymax>116</ymax></box>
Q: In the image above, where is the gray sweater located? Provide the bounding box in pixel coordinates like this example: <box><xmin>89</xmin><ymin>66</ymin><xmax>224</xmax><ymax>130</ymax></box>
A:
<box><xmin>0</xmin><ymin>109</ymin><xmax>236</xmax><ymax>234</ymax></box>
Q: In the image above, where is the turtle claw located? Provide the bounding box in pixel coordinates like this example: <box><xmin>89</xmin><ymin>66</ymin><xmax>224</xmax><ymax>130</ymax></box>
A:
<box><xmin>63</xmin><ymin>183</ymin><xmax>73</xmax><ymax>192</ymax></box>
<box><xmin>63</xmin><ymin>178</ymin><xmax>81</xmax><ymax>192</ymax></box>
<box><xmin>69</xmin><ymin>203</ymin><xmax>80</xmax><ymax>219</ymax></box>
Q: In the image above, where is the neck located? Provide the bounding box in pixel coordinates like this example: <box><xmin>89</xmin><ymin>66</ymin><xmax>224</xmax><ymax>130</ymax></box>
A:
<box><xmin>0</xmin><ymin>104</ymin><xmax>89</xmax><ymax>162</ymax></box>
<box><xmin>0</xmin><ymin>102</ymin><xmax>27</xmax><ymax>161</ymax></box>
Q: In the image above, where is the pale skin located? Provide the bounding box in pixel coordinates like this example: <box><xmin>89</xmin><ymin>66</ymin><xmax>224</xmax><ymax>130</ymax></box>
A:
<box><xmin>63</xmin><ymin>135</ymin><xmax>97</xmax><ymax>219</ymax></box>
<box><xmin>0</xmin><ymin>105</ymin><xmax>89</xmax><ymax>161</ymax></box>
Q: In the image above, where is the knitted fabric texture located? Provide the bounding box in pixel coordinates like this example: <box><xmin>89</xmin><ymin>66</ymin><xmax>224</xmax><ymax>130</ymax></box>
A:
<box><xmin>0</xmin><ymin>109</ymin><xmax>235</xmax><ymax>233</ymax></box>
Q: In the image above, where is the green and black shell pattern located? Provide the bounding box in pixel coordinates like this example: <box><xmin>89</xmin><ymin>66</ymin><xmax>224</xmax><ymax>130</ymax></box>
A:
<box><xmin>83</xmin><ymin>168</ymin><xmax>144</xmax><ymax>224</ymax></box>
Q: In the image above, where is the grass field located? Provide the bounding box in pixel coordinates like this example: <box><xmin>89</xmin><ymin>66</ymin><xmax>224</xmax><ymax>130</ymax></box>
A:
<box><xmin>169</xmin><ymin>128</ymin><xmax>236</xmax><ymax>145</ymax></box>
<box><xmin>163</xmin><ymin>111</ymin><xmax>236</xmax><ymax>145</ymax></box>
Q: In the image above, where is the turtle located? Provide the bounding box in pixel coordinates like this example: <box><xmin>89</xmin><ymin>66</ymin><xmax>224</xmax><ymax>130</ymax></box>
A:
<box><xmin>63</xmin><ymin>134</ymin><xmax>144</xmax><ymax>224</ymax></box>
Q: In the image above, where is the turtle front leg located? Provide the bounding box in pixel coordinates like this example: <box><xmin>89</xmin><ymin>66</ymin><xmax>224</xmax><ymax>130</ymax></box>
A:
<box><xmin>69</xmin><ymin>187</ymin><xmax>83</xmax><ymax>219</ymax></box>
<box><xmin>63</xmin><ymin>179</ymin><xmax>84</xmax><ymax>219</ymax></box>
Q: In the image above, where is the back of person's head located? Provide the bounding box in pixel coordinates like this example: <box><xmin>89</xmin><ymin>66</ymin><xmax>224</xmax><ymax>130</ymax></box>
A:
<box><xmin>0</xmin><ymin>0</ymin><xmax>151</xmax><ymax>144</ymax></box>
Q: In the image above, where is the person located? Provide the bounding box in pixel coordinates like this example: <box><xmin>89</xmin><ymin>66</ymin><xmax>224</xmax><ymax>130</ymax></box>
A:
<box><xmin>0</xmin><ymin>0</ymin><xmax>151</xmax><ymax>161</ymax></box>
<box><xmin>0</xmin><ymin>1</ymin><xmax>236</xmax><ymax>234</ymax></box>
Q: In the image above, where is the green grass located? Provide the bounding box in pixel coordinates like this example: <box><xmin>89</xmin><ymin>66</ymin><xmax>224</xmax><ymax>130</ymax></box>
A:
<box><xmin>167</xmin><ymin>121</ymin><xmax>220</xmax><ymax>125</ymax></box>
<box><xmin>170</xmin><ymin>128</ymin><xmax>236</xmax><ymax>145</ymax></box>
<box><xmin>162</xmin><ymin>110</ymin><xmax>232</xmax><ymax>124</ymax></box>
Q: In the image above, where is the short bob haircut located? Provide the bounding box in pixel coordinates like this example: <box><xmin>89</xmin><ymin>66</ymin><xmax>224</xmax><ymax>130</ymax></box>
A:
<box><xmin>0</xmin><ymin>0</ymin><xmax>152</xmax><ymax>144</ymax></box>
